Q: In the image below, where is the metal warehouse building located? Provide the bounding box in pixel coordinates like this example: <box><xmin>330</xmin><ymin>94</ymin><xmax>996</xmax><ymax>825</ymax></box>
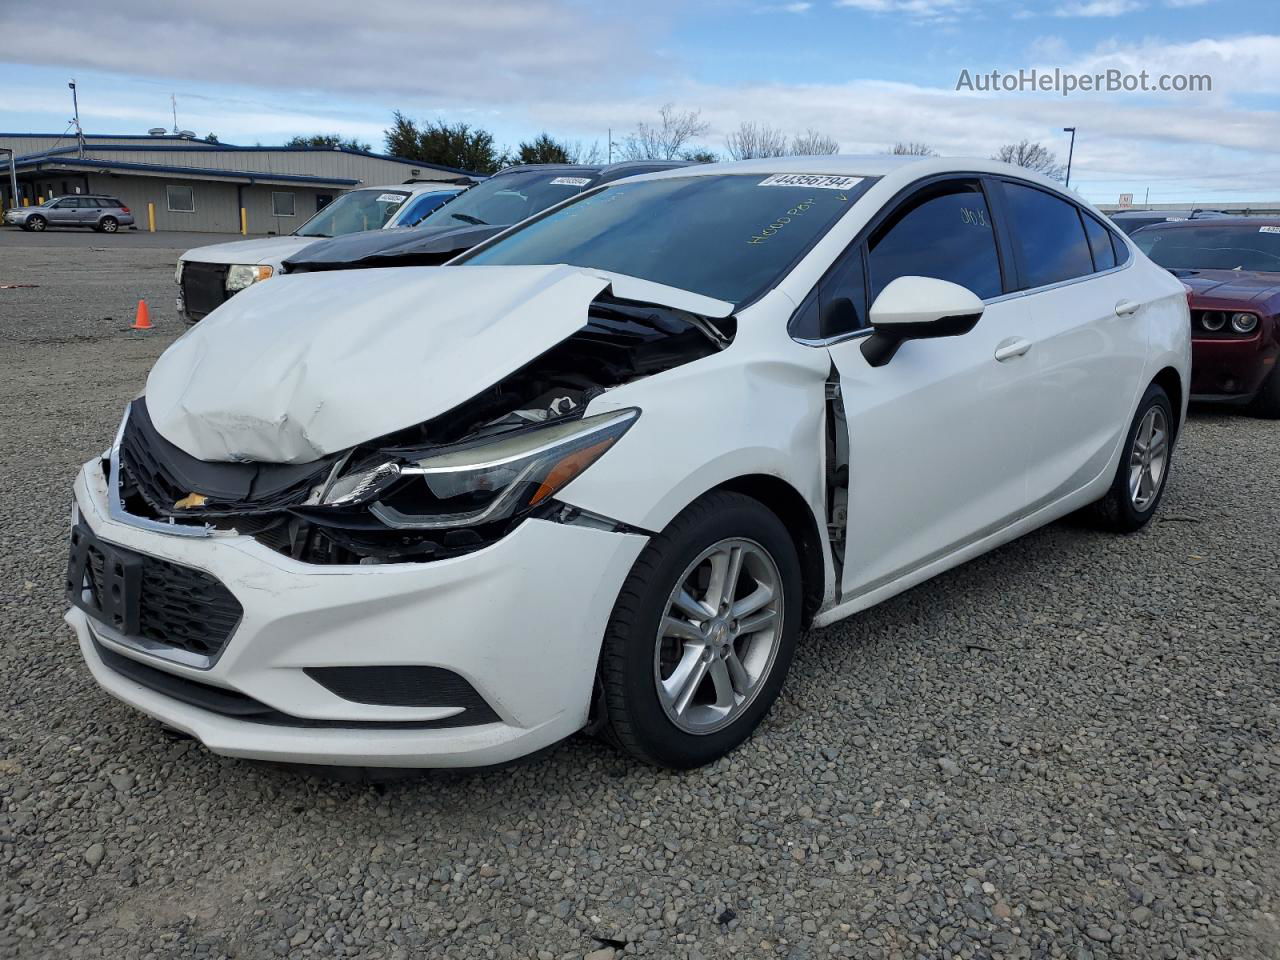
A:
<box><xmin>0</xmin><ymin>133</ymin><xmax>477</xmax><ymax>234</ymax></box>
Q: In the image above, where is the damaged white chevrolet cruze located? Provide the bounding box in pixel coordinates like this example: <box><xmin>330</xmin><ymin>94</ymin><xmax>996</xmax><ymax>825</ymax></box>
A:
<box><xmin>66</xmin><ymin>157</ymin><xmax>1191</xmax><ymax>770</ymax></box>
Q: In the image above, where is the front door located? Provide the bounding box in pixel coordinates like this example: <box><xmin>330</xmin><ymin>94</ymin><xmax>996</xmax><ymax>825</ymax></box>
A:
<box><xmin>822</xmin><ymin>177</ymin><xmax>1039</xmax><ymax>599</ymax></box>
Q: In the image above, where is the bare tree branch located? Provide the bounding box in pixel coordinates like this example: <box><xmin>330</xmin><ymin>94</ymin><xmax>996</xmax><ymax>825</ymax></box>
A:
<box><xmin>991</xmin><ymin>140</ymin><xmax>1066</xmax><ymax>180</ymax></box>
<box><xmin>725</xmin><ymin>121</ymin><xmax>789</xmax><ymax>160</ymax></box>
<box><xmin>621</xmin><ymin>104</ymin><xmax>711</xmax><ymax>161</ymax></box>
<box><xmin>790</xmin><ymin>129</ymin><xmax>840</xmax><ymax>155</ymax></box>
<box><xmin>888</xmin><ymin>141</ymin><xmax>937</xmax><ymax>156</ymax></box>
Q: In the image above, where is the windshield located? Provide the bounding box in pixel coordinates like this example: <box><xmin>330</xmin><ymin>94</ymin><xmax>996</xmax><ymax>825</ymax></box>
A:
<box><xmin>1134</xmin><ymin>225</ymin><xmax>1280</xmax><ymax>273</ymax></box>
<box><xmin>416</xmin><ymin>171</ymin><xmax>594</xmax><ymax>229</ymax></box>
<box><xmin>294</xmin><ymin>189</ymin><xmax>410</xmax><ymax>238</ymax></box>
<box><xmin>462</xmin><ymin>173</ymin><xmax>876</xmax><ymax>305</ymax></box>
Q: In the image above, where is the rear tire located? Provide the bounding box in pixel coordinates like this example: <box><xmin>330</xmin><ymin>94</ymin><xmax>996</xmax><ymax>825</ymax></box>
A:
<box><xmin>1249</xmin><ymin>367</ymin><xmax>1280</xmax><ymax>419</ymax></box>
<box><xmin>1091</xmin><ymin>382</ymin><xmax>1174</xmax><ymax>533</ymax></box>
<box><xmin>99</xmin><ymin>216</ymin><xmax>118</xmax><ymax>234</ymax></box>
<box><xmin>25</xmin><ymin>215</ymin><xmax>46</xmax><ymax>232</ymax></box>
<box><xmin>597</xmin><ymin>490</ymin><xmax>802</xmax><ymax>769</ymax></box>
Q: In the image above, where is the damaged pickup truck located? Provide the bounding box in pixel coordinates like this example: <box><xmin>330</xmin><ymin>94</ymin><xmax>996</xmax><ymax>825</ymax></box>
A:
<box><xmin>67</xmin><ymin>158</ymin><xmax>1189</xmax><ymax>770</ymax></box>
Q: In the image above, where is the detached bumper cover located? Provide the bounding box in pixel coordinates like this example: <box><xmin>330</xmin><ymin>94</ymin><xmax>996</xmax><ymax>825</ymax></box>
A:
<box><xmin>68</xmin><ymin>458</ymin><xmax>647</xmax><ymax>767</ymax></box>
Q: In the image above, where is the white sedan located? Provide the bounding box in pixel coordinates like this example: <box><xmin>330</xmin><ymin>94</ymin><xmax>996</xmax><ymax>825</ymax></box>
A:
<box><xmin>66</xmin><ymin>156</ymin><xmax>1190</xmax><ymax>770</ymax></box>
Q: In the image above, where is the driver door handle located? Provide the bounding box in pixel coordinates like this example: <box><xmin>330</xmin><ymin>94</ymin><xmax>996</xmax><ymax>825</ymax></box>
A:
<box><xmin>1115</xmin><ymin>299</ymin><xmax>1142</xmax><ymax>317</ymax></box>
<box><xmin>994</xmin><ymin>338</ymin><xmax>1033</xmax><ymax>362</ymax></box>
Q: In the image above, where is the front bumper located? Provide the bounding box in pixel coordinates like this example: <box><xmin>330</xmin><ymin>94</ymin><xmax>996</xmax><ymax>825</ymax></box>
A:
<box><xmin>67</xmin><ymin>458</ymin><xmax>648</xmax><ymax>767</ymax></box>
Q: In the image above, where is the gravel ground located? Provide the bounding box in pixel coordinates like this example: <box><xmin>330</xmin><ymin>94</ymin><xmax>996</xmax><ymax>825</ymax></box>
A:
<box><xmin>1</xmin><ymin>229</ymin><xmax>1278</xmax><ymax>960</ymax></box>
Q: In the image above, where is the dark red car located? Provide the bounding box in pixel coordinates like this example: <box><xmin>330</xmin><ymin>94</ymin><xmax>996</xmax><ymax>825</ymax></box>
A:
<box><xmin>1132</xmin><ymin>217</ymin><xmax>1280</xmax><ymax>417</ymax></box>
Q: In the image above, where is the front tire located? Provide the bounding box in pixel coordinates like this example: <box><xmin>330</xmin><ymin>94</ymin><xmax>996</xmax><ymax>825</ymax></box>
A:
<box><xmin>1092</xmin><ymin>382</ymin><xmax>1174</xmax><ymax>532</ymax></box>
<box><xmin>597</xmin><ymin>491</ymin><xmax>802</xmax><ymax>769</ymax></box>
<box><xmin>98</xmin><ymin>216</ymin><xmax>119</xmax><ymax>233</ymax></box>
<box><xmin>1250</xmin><ymin>366</ymin><xmax>1280</xmax><ymax>419</ymax></box>
<box><xmin>25</xmin><ymin>215</ymin><xmax>46</xmax><ymax>232</ymax></box>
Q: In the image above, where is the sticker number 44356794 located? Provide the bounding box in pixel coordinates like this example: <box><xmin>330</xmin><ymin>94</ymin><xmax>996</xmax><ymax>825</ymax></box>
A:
<box><xmin>758</xmin><ymin>174</ymin><xmax>864</xmax><ymax>190</ymax></box>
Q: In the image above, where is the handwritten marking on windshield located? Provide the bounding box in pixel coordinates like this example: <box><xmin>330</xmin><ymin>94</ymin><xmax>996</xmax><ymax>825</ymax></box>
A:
<box><xmin>748</xmin><ymin>198</ymin><xmax>817</xmax><ymax>245</ymax></box>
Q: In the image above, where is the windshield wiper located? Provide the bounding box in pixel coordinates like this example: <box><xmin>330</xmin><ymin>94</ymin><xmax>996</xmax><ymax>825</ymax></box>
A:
<box><xmin>450</xmin><ymin>213</ymin><xmax>487</xmax><ymax>225</ymax></box>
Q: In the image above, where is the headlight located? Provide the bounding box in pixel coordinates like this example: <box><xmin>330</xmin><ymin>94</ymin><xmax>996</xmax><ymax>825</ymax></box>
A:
<box><xmin>226</xmin><ymin>264</ymin><xmax>273</xmax><ymax>292</ymax></box>
<box><xmin>174</xmin><ymin>260</ymin><xmax>184</xmax><ymax>284</ymax></box>
<box><xmin>1230</xmin><ymin>312</ymin><xmax>1258</xmax><ymax>334</ymax></box>
<box><xmin>320</xmin><ymin>408</ymin><xmax>639</xmax><ymax>530</ymax></box>
<box><xmin>1200</xmin><ymin>310</ymin><xmax>1226</xmax><ymax>332</ymax></box>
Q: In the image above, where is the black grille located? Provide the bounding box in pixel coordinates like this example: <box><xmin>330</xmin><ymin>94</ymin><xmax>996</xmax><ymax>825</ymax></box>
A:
<box><xmin>180</xmin><ymin>261</ymin><xmax>230</xmax><ymax>321</ymax></box>
<box><xmin>305</xmin><ymin>665</ymin><xmax>500</xmax><ymax>721</ymax></box>
<box><xmin>68</xmin><ymin>523</ymin><xmax>243</xmax><ymax>660</ymax></box>
<box><xmin>94</xmin><ymin>642</ymin><xmax>493</xmax><ymax>730</ymax></box>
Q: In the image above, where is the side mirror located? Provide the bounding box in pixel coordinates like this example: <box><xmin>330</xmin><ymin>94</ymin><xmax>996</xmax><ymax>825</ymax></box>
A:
<box><xmin>860</xmin><ymin>276</ymin><xmax>985</xmax><ymax>367</ymax></box>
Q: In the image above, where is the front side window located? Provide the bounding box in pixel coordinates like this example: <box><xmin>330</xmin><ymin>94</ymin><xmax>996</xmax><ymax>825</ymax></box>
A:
<box><xmin>166</xmin><ymin>185</ymin><xmax>195</xmax><ymax>213</ymax></box>
<box><xmin>293</xmin><ymin>189</ymin><xmax>409</xmax><ymax>237</ymax></box>
<box><xmin>1133</xmin><ymin>225</ymin><xmax>1280</xmax><ymax>273</ymax></box>
<box><xmin>464</xmin><ymin>173</ymin><xmax>877</xmax><ymax>306</ymax></box>
<box><xmin>272</xmin><ymin>192</ymin><xmax>296</xmax><ymax>217</ymax></box>
<box><xmin>1001</xmin><ymin>182</ymin><xmax>1093</xmax><ymax>289</ymax></box>
<box><xmin>867</xmin><ymin>180</ymin><xmax>1003</xmax><ymax>302</ymax></box>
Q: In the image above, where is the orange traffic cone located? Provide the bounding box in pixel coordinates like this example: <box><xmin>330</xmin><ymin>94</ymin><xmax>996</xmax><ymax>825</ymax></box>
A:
<box><xmin>132</xmin><ymin>299</ymin><xmax>152</xmax><ymax>330</ymax></box>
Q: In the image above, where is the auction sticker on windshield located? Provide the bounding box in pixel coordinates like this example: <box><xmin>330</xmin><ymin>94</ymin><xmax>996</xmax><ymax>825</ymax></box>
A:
<box><xmin>550</xmin><ymin>177</ymin><xmax>592</xmax><ymax>187</ymax></box>
<box><xmin>376</xmin><ymin>194</ymin><xmax>406</xmax><ymax>204</ymax></box>
<box><xmin>758</xmin><ymin>174</ymin><xmax>864</xmax><ymax>190</ymax></box>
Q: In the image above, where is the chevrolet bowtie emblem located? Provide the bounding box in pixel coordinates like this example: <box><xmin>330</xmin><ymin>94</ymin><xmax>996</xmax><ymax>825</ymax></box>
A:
<box><xmin>174</xmin><ymin>492</ymin><xmax>208</xmax><ymax>509</ymax></box>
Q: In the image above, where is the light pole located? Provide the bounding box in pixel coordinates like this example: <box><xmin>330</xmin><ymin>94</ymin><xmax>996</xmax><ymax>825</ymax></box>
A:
<box><xmin>1063</xmin><ymin>126</ymin><xmax>1076</xmax><ymax>188</ymax></box>
<box><xmin>69</xmin><ymin>80</ymin><xmax>85</xmax><ymax>158</ymax></box>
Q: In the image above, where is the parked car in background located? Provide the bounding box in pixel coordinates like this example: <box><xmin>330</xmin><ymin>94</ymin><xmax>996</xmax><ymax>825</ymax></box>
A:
<box><xmin>67</xmin><ymin>157</ymin><xmax>1188</xmax><ymax>771</ymax></box>
<box><xmin>1132</xmin><ymin>217</ymin><xmax>1280</xmax><ymax>416</ymax></box>
<box><xmin>175</xmin><ymin>179</ymin><xmax>475</xmax><ymax>322</ymax></box>
<box><xmin>3</xmin><ymin>194</ymin><xmax>135</xmax><ymax>233</ymax></box>
<box><xmin>1109</xmin><ymin>208</ymin><xmax>1230</xmax><ymax>235</ymax></box>
<box><xmin>281</xmin><ymin>161</ymin><xmax>690</xmax><ymax>274</ymax></box>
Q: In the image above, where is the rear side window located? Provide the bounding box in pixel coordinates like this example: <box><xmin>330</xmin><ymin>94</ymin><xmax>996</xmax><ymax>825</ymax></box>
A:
<box><xmin>1083</xmin><ymin>214</ymin><xmax>1116</xmax><ymax>271</ymax></box>
<box><xmin>1001</xmin><ymin>182</ymin><xmax>1094</xmax><ymax>288</ymax></box>
<box><xmin>1111</xmin><ymin>231</ymin><xmax>1130</xmax><ymax>266</ymax></box>
<box><xmin>866</xmin><ymin>180</ymin><xmax>1002</xmax><ymax>302</ymax></box>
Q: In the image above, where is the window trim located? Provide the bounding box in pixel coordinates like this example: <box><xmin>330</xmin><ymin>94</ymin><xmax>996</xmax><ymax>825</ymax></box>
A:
<box><xmin>271</xmin><ymin>191</ymin><xmax>296</xmax><ymax>218</ymax></box>
<box><xmin>166</xmin><ymin>184</ymin><xmax>196</xmax><ymax>214</ymax></box>
<box><xmin>790</xmin><ymin>172</ymin><xmax>1011</xmax><ymax>346</ymax></box>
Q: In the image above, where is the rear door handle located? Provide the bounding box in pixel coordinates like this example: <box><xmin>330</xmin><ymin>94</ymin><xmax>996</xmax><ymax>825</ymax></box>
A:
<box><xmin>1115</xmin><ymin>299</ymin><xmax>1141</xmax><ymax>317</ymax></box>
<box><xmin>994</xmin><ymin>338</ymin><xmax>1033</xmax><ymax>362</ymax></box>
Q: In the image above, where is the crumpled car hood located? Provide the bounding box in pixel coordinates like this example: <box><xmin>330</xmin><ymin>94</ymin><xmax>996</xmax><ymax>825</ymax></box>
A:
<box><xmin>282</xmin><ymin>223</ymin><xmax>501</xmax><ymax>272</ymax></box>
<box><xmin>146</xmin><ymin>264</ymin><xmax>731</xmax><ymax>464</ymax></box>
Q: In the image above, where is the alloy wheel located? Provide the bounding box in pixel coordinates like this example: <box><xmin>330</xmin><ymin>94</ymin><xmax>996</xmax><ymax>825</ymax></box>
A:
<box><xmin>653</xmin><ymin>537</ymin><xmax>783</xmax><ymax>735</ymax></box>
<box><xmin>1128</xmin><ymin>405</ymin><xmax>1168</xmax><ymax>511</ymax></box>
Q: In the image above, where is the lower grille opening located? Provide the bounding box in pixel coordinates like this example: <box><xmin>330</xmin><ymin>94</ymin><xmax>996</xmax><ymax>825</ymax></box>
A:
<box><xmin>93</xmin><ymin>641</ymin><xmax>499</xmax><ymax>730</ymax></box>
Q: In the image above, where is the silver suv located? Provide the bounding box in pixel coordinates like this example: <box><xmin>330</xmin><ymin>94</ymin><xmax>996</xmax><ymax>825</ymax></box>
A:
<box><xmin>4</xmin><ymin>195</ymin><xmax>135</xmax><ymax>233</ymax></box>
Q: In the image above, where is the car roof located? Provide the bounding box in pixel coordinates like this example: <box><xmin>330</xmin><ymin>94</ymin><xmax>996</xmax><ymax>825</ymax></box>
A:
<box><xmin>1131</xmin><ymin>216</ymin><xmax>1280</xmax><ymax>232</ymax></box>
<box><xmin>1110</xmin><ymin>209</ymin><xmax>1228</xmax><ymax>219</ymax></box>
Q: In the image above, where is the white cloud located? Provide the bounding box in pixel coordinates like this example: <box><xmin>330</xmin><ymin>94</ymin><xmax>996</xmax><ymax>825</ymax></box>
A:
<box><xmin>1054</xmin><ymin>0</ymin><xmax>1144</xmax><ymax>16</ymax></box>
<box><xmin>833</xmin><ymin>0</ymin><xmax>970</xmax><ymax>20</ymax></box>
<box><xmin>1165</xmin><ymin>0</ymin><xmax>1213</xmax><ymax>6</ymax></box>
<box><xmin>1059</xmin><ymin>33</ymin><xmax>1280</xmax><ymax>96</ymax></box>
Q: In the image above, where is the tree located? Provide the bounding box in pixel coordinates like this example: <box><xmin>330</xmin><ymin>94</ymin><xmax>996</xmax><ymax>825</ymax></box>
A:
<box><xmin>203</xmin><ymin>133</ymin><xmax>219</xmax><ymax>144</ymax></box>
<box><xmin>285</xmin><ymin>133</ymin><xmax>371</xmax><ymax>152</ymax></box>
<box><xmin>621</xmin><ymin>104</ymin><xmax>711</xmax><ymax>161</ymax></box>
<box><xmin>681</xmin><ymin>149</ymin><xmax>719</xmax><ymax>164</ymax></box>
<box><xmin>991</xmin><ymin>140</ymin><xmax>1065</xmax><ymax>180</ymax></box>
<box><xmin>567</xmin><ymin>140</ymin><xmax>604</xmax><ymax>165</ymax></box>
<box><xmin>383</xmin><ymin>111</ymin><xmax>502</xmax><ymax>174</ymax></box>
<box><xmin>517</xmin><ymin>133</ymin><xmax>572</xmax><ymax>164</ymax></box>
<box><xmin>888</xmin><ymin>141</ymin><xmax>936</xmax><ymax>156</ymax></box>
<box><xmin>725</xmin><ymin>121</ymin><xmax>789</xmax><ymax>160</ymax></box>
<box><xmin>790</xmin><ymin>129</ymin><xmax>840</xmax><ymax>155</ymax></box>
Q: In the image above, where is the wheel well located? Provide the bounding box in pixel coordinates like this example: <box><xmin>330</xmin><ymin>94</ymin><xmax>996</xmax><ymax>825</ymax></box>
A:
<box><xmin>715</xmin><ymin>475</ymin><xmax>826</xmax><ymax>629</ymax></box>
<box><xmin>1152</xmin><ymin>366</ymin><xmax>1183</xmax><ymax>440</ymax></box>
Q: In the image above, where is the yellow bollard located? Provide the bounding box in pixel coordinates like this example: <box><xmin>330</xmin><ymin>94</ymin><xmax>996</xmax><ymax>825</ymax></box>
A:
<box><xmin>21</xmin><ymin>196</ymin><xmax>28</xmax><ymax>206</ymax></box>
<box><xmin>36</xmin><ymin>196</ymin><xmax>43</xmax><ymax>205</ymax></box>
<box><xmin>147</xmin><ymin>202</ymin><xmax>156</xmax><ymax>232</ymax></box>
<box><xmin>240</xmin><ymin>207</ymin><xmax>247</xmax><ymax>235</ymax></box>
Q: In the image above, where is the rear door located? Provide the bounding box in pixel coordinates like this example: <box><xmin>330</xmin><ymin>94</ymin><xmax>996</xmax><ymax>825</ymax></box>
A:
<box><xmin>993</xmin><ymin>180</ymin><xmax>1149</xmax><ymax>510</ymax></box>
<box><xmin>75</xmin><ymin>198</ymin><xmax>101</xmax><ymax>226</ymax></box>
<box><xmin>820</xmin><ymin>177</ymin><xmax>1040</xmax><ymax>598</ymax></box>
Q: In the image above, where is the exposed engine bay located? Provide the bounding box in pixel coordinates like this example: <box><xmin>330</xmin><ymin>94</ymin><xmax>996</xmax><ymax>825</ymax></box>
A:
<box><xmin>114</xmin><ymin>295</ymin><xmax>734</xmax><ymax>564</ymax></box>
